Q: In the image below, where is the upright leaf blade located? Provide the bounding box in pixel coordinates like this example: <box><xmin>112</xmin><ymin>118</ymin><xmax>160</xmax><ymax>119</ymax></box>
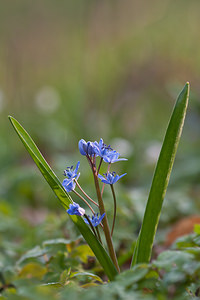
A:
<box><xmin>132</xmin><ymin>82</ymin><xmax>190</xmax><ymax>266</ymax></box>
<box><xmin>9</xmin><ymin>116</ymin><xmax>118</xmax><ymax>280</ymax></box>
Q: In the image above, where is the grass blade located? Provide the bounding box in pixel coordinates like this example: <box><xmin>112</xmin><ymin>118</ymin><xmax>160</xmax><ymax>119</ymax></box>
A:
<box><xmin>132</xmin><ymin>82</ymin><xmax>190</xmax><ymax>266</ymax></box>
<box><xmin>8</xmin><ymin>116</ymin><xmax>118</xmax><ymax>280</ymax></box>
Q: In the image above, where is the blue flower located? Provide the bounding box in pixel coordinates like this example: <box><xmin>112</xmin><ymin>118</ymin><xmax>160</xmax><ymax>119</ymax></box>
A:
<box><xmin>94</xmin><ymin>138</ymin><xmax>112</xmax><ymax>157</ymax></box>
<box><xmin>102</xmin><ymin>150</ymin><xmax>127</xmax><ymax>164</ymax></box>
<box><xmin>62</xmin><ymin>162</ymin><xmax>80</xmax><ymax>192</ymax></box>
<box><xmin>62</xmin><ymin>178</ymin><xmax>76</xmax><ymax>192</ymax></box>
<box><xmin>84</xmin><ymin>213</ymin><xmax>105</xmax><ymax>227</ymax></box>
<box><xmin>67</xmin><ymin>202</ymin><xmax>85</xmax><ymax>216</ymax></box>
<box><xmin>94</xmin><ymin>138</ymin><xmax>127</xmax><ymax>163</ymax></box>
<box><xmin>98</xmin><ymin>172</ymin><xmax>126</xmax><ymax>185</ymax></box>
<box><xmin>78</xmin><ymin>139</ymin><xmax>99</xmax><ymax>156</ymax></box>
<box><xmin>64</xmin><ymin>161</ymin><xmax>80</xmax><ymax>180</ymax></box>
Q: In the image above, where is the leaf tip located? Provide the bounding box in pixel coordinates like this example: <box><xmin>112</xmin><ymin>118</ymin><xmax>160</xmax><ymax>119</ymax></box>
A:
<box><xmin>185</xmin><ymin>81</ymin><xmax>190</xmax><ymax>90</ymax></box>
<box><xmin>8</xmin><ymin>116</ymin><xmax>17</xmax><ymax>126</ymax></box>
<box><xmin>8</xmin><ymin>115</ymin><xmax>15</xmax><ymax>121</ymax></box>
<box><xmin>8</xmin><ymin>115</ymin><xmax>13</xmax><ymax>124</ymax></box>
<box><xmin>179</xmin><ymin>82</ymin><xmax>190</xmax><ymax>103</ymax></box>
<box><xmin>185</xmin><ymin>82</ymin><xmax>190</xmax><ymax>98</ymax></box>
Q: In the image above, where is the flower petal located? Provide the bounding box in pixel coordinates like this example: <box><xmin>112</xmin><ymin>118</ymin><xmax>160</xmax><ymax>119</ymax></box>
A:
<box><xmin>78</xmin><ymin>139</ymin><xmax>87</xmax><ymax>155</ymax></box>
<box><xmin>99</xmin><ymin>213</ymin><xmax>105</xmax><ymax>223</ymax></box>
<box><xmin>113</xmin><ymin>175</ymin><xmax>120</xmax><ymax>184</ymax></box>
<box><xmin>117</xmin><ymin>173</ymin><xmax>127</xmax><ymax>182</ymax></box>
<box><xmin>67</xmin><ymin>202</ymin><xmax>85</xmax><ymax>216</ymax></box>
<box><xmin>98</xmin><ymin>174</ymin><xmax>105</xmax><ymax>181</ymax></box>
<box><xmin>62</xmin><ymin>178</ymin><xmax>75</xmax><ymax>192</ymax></box>
<box><xmin>75</xmin><ymin>161</ymin><xmax>80</xmax><ymax>173</ymax></box>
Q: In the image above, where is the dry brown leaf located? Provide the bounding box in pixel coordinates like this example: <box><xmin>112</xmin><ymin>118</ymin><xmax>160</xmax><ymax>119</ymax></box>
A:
<box><xmin>165</xmin><ymin>215</ymin><xmax>200</xmax><ymax>246</ymax></box>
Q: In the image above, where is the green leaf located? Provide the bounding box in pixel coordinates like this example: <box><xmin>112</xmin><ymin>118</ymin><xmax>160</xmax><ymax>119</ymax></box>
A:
<box><xmin>19</xmin><ymin>262</ymin><xmax>47</xmax><ymax>279</ymax></box>
<box><xmin>42</xmin><ymin>238</ymin><xmax>76</xmax><ymax>247</ymax></box>
<box><xmin>71</xmin><ymin>245</ymin><xmax>95</xmax><ymax>263</ymax></box>
<box><xmin>17</xmin><ymin>246</ymin><xmax>47</xmax><ymax>265</ymax></box>
<box><xmin>116</xmin><ymin>264</ymin><xmax>149</xmax><ymax>288</ymax></box>
<box><xmin>8</xmin><ymin>116</ymin><xmax>118</xmax><ymax>281</ymax></box>
<box><xmin>194</xmin><ymin>224</ymin><xmax>200</xmax><ymax>235</ymax></box>
<box><xmin>70</xmin><ymin>271</ymin><xmax>103</xmax><ymax>283</ymax></box>
<box><xmin>132</xmin><ymin>82</ymin><xmax>190</xmax><ymax>266</ymax></box>
<box><xmin>153</xmin><ymin>250</ymin><xmax>194</xmax><ymax>271</ymax></box>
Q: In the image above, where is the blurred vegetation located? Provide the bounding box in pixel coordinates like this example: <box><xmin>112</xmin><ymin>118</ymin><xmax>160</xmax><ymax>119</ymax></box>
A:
<box><xmin>0</xmin><ymin>0</ymin><xmax>200</xmax><ymax>298</ymax></box>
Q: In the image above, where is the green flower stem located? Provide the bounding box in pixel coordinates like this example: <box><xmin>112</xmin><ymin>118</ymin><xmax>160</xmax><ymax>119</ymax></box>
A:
<box><xmin>101</xmin><ymin>163</ymin><xmax>111</xmax><ymax>196</ymax></box>
<box><xmin>72</xmin><ymin>190</ymin><xmax>96</xmax><ymax>215</ymax></box>
<box><xmin>75</xmin><ymin>179</ymin><xmax>99</xmax><ymax>207</ymax></box>
<box><xmin>86</xmin><ymin>155</ymin><xmax>93</xmax><ymax>169</ymax></box>
<box><xmin>92</xmin><ymin>164</ymin><xmax>120</xmax><ymax>273</ymax></box>
<box><xmin>73</xmin><ymin>189</ymin><xmax>104</xmax><ymax>229</ymax></box>
<box><xmin>96</xmin><ymin>226</ymin><xmax>103</xmax><ymax>245</ymax></box>
<box><xmin>110</xmin><ymin>184</ymin><xmax>117</xmax><ymax>237</ymax></box>
<box><xmin>84</xmin><ymin>214</ymin><xmax>98</xmax><ymax>238</ymax></box>
<box><xmin>97</xmin><ymin>157</ymin><xmax>103</xmax><ymax>174</ymax></box>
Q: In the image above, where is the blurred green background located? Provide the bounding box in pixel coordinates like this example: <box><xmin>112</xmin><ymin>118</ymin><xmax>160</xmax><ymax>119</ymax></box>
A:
<box><xmin>0</xmin><ymin>0</ymin><xmax>200</xmax><ymax>275</ymax></box>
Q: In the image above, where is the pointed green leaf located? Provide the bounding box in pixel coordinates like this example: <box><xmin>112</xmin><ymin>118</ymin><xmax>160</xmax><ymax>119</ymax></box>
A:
<box><xmin>132</xmin><ymin>82</ymin><xmax>190</xmax><ymax>266</ymax></box>
<box><xmin>8</xmin><ymin>116</ymin><xmax>118</xmax><ymax>280</ymax></box>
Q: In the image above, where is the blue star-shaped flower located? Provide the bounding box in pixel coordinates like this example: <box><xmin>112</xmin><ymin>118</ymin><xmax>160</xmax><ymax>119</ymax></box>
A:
<box><xmin>94</xmin><ymin>138</ymin><xmax>127</xmax><ymax>163</ymax></box>
<box><xmin>102</xmin><ymin>150</ymin><xmax>127</xmax><ymax>164</ymax></box>
<box><xmin>67</xmin><ymin>202</ymin><xmax>85</xmax><ymax>216</ymax></box>
<box><xmin>98</xmin><ymin>172</ymin><xmax>126</xmax><ymax>185</ymax></box>
<box><xmin>62</xmin><ymin>162</ymin><xmax>80</xmax><ymax>192</ymax></box>
<box><xmin>64</xmin><ymin>161</ymin><xmax>80</xmax><ymax>180</ymax></box>
<box><xmin>62</xmin><ymin>178</ymin><xmax>76</xmax><ymax>192</ymax></box>
<box><xmin>94</xmin><ymin>138</ymin><xmax>112</xmax><ymax>157</ymax></box>
<box><xmin>84</xmin><ymin>213</ymin><xmax>105</xmax><ymax>227</ymax></box>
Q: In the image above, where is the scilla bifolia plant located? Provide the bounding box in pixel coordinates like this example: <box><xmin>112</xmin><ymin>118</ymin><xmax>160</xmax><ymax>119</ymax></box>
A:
<box><xmin>62</xmin><ymin>139</ymin><xmax>127</xmax><ymax>273</ymax></box>
<box><xmin>9</xmin><ymin>82</ymin><xmax>189</xmax><ymax>281</ymax></box>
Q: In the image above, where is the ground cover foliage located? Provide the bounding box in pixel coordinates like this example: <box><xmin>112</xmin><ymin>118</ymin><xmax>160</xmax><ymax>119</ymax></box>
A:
<box><xmin>1</xmin><ymin>86</ymin><xmax>200</xmax><ymax>299</ymax></box>
<box><xmin>1</xmin><ymin>179</ymin><xmax>200</xmax><ymax>299</ymax></box>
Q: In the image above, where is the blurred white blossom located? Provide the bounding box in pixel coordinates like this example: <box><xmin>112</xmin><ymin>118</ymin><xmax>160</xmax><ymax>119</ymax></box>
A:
<box><xmin>35</xmin><ymin>86</ymin><xmax>60</xmax><ymax>114</ymax></box>
<box><xmin>111</xmin><ymin>138</ymin><xmax>133</xmax><ymax>157</ymax></box>
<box><xmin>145</xmin><ymin>141</ymin><xmax>161</xmax><ymax>164</ymax></box>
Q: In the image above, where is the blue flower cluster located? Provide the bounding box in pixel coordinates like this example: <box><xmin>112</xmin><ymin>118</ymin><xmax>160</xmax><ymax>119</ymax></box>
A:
<box><xmin>79</xmin><ymin>138</ymin><xmax>127</xmax><ymax>163</ymax></box>
<box><xmin>62</xmin><ymin>138</ymin><xmax>127</xmax><ymax>230</ymax></box>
